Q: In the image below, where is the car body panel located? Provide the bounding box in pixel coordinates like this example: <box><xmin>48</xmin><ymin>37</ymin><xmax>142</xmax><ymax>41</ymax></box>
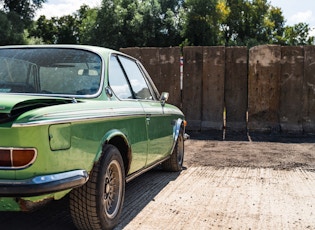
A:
<box><xmin>0</xmin><ymin>45</ymin><xmax>185</xmax><ymax>211</ymax></box>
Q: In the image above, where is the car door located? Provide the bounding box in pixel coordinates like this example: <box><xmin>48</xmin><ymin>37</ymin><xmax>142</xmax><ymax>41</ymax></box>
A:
<box><xmin>118</xmin><ymin>56</ymin><xmax>173</xmax><ymax>166</ymax></box>
<box><xmin>108</xmin><ymin>55</ymin><xmax>148</xmax><ymax>174</ymax></box>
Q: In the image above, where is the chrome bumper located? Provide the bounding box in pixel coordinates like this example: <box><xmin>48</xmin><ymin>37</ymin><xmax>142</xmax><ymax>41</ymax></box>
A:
<box><xmin>0</xmin><ymin>170</ymin><xmax>88</xmax><ymax>197</ymax></box>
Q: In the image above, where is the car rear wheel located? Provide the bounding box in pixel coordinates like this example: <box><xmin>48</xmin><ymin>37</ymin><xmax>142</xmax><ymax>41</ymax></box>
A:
<box><xmin>162</xmin><ymin>127</ymin><xmax>184</xmax><ymax>171</ymax></box>
<box><xmin>70</xmin><ymin>144</ymin><xmax>125</xmax><ymax>230</ymax></box>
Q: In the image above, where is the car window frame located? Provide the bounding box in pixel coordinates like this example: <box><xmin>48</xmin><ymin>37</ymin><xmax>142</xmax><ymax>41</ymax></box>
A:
<box><xmin>108</xmin><ymin>54</ymin><xmax>135</xmax><ymax>100</ymax></box>
<box><xmin>136</xmin><ymin>61</ymin><xmax>161</xmax><ymax>101</ymax></box>
<box><xmin>108</xmin><ymin>54</ymin><xmax>159</xmax><ymax>101</ymax></box>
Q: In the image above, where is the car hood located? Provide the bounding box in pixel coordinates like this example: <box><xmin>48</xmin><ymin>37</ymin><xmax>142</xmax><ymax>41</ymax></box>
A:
<box><xmin>0</xmin><ymin>94</ymin><xmax>76</xmax><ymax>124</ymax></box>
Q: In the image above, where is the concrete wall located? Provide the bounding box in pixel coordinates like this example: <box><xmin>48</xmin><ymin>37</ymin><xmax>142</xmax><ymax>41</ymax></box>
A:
<box><xmin>248</xmin><ymin>45</ymin><xmax>281</xmax><ymax>132</ymax></box>
<box><xmin>121</xmin><ymin>45</ymin><xmax>315</xmax><ymax>134</ymax></box>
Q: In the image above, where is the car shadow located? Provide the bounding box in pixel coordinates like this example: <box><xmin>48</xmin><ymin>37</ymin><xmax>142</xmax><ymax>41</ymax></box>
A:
<box><xmin>0</xmin><ymin>196</ymin><xmax>75</xmax><ymax>230</ymax></box>
<box><xmin>115</xmin><ymin>168</ymin><xmax>181</xmax><ymax>229</ymax></box>
<box><xmin>0</xmin><ymin>168</ymin><xmax>181</xmax><ymax>230</ymax></box>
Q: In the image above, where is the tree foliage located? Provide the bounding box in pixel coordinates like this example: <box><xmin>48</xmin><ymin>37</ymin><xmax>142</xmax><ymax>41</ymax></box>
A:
<box><xmin>89</xmin><ymin>0</ymin><xmax>183</xmax><ymax>49</ymax></box>
<box><xmin>1</xmin><ymin>0</ymin><xmax>46</xmax><ymax>22</ymax></box>
<box><xmin>0</xmin><ymin>0</ymin><xmax>46</xmax><ymax>45</ymax></box>
<box><xmin>29</xmin><ymin>5</ymin><xmax>97</xmax><ymax>44</ymax></box>
<box><xmin>1</xmin><ymin>0</ymin><xmax>314</xmax><ymax>47</ymax></box>
<box><xmin>282</xmin><ymin>23</ymin><xmax>314</xmax><ymax>45</ymax></box>
<box><xmin>220</xmin><ymin>0</ymin><xmax>286</xmax><ymax>46</ymax></box>
<box><xmin>0</xmin><ymin>11</ymin><xmax>23</xmax><ymax>45</ymax></box>
<box><xmin>182</xmin><ymin>0</ymin><xmax>220</xmax><ymax>46</ymax></box>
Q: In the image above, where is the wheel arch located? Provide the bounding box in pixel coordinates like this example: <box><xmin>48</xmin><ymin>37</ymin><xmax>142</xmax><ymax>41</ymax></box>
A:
<box><xmin>96</xmin><ymin>129</ymin><xmax>131</xmax><ymax>176</ymax></box>
<box><xmin>173</xmin><ymin>118</ymin><xmax>185</xmax><ymax>142</ymax></box>
<box><xmin>171</xmin><ymin>118</ymin><xmax>185</xmax><ymax>153</ymax></box>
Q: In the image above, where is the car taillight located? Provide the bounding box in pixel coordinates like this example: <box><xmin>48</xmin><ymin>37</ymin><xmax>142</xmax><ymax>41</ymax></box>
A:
<box><xmin>0</xmin><ymin>148</ymin><xmax>37</xmax><ymax>169</ymax></box>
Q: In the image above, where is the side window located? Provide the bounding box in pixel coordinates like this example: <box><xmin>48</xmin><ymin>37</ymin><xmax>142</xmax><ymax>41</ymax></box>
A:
<box><xmin>118</xmin><ymin>56</ymin><xmax>153</xmax><ymax>100</ymax></box>
<box><xmin>109</xmin><ymin>55</ymin><xmax>133</xmax><ymax>99</ymax></box>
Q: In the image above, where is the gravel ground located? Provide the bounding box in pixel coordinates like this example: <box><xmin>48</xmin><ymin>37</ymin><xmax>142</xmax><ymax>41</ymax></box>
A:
<box><xmin>1</xmin><ymin>132</ymin><xmax>315</xmax><ymax>230</ymax></box>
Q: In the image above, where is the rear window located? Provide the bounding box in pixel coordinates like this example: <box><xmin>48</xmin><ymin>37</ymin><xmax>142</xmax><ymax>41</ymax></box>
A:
<box><xmin>0</xmin><ymin>48</ymin><xmax>102</xmax><ymax>96</ymax></box>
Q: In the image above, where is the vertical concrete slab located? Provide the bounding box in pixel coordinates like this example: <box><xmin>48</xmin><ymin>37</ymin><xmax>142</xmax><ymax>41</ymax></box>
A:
<box><xmin>225</xmin><ymin>47</ymin><xmax>248</xmax><ymax>131</ymax></box>
<box><xmin>138</xmin><ymin>47</ymin><xmax>161</xmax><ymax>80</ymax></box>
<box><xmin>158</xmin><ymin>47</ymin><xmax>181</xmax><ymax>108</ymax></box>
<box><xmin>280</xmin><ymin>46</ymin><xmax>304</xmax><ymax>133</ymax></box>
<box><xmin>202</xmin><ymin>46</ymin><xmax>225</xmax><ymax>130</ymax></box>
<box><xmin>248</xmin><ymin>45</ymin><xmax>281</xmax><ymax>132</ymax></box>
<box><xmin>120</xmin><ymin>47</ymin><xmax>141</xmax><ymax>61</ymax></box>
<box><xmin>183</xmin><ymin>47</ymin><xmax>203</xmax><ymax>131</ymax></box>
<box><xmin>303</xmin><ymin>46</ymin><xmax>315</xmax><ymax>134</ymax></box>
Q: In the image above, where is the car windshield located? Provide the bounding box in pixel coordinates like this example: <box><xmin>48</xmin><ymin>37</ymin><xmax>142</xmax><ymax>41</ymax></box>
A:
<box><xmin>0</xmin><ymin>48</ymin><xmax>102</xmax><ymax>96</ymax></box>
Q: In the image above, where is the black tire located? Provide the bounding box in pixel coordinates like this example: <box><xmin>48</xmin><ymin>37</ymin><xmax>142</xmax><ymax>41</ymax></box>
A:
<box><xmin>162</xmin><ymin>128</ymin><xmax>184</xmax><ymax>172</ymax></box>
<box><xmin>69</xmin><ymin>145</ymin><xmax>125</xmax><ymax>230</ymax></box>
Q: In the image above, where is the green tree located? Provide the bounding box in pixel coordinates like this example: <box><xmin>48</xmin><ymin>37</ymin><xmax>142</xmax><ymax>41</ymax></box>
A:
<box><xmin>90</xmin><ymin>0</ymin><xmax>124</xmax><ymax>48</ymax></box>
<box><xmin>220</xmin><ymin>0</ymin><xmax>285</xmax><ymax>47</ymax></box>
<box><xmin>264</xmin><ymin>6</ymin><xmax>285</xmax><ymax>44</ymax></box>
<box><xmin>282</xmin><ymin>23</ymin><xmax>314</xmax><ymax>45</ymax></box>
<box><xmin>182</xmin><ymin>0</ymin><xmax>220</xmax><ymax>46</ymax></box>
<box><xmin>1</xmin><ymin>0</ymin><xmax>46</xmax><ymax>22</ymax></box>
<box><xmin>136</xmin><ymin>0</ymin><xmax>164</xmax><ymax>46</ymax></box>
<box><xmin>29</xmin><ymin>15</ymin><xmax>58</xmax><ymax>44</ymax></box>
<box><xmin>30</xmin><ymin>5</ymin><xmax>97</xmax><ymax>44</ymax></box>
<box><xmin>24</xmin><ymin>0</ymin><xmax>315</xmax><ymax>48</ymax></box>
<box><xmin>75</xmin><ymin>5</ymin><xmax>98</xmax><ymax>44</ymax></box>
<box><xmin>0</xmin><ymin>0</ymin><xmax>46</xmax><ymax>45</ymax></box>
<box><xmin>0</xmin><ymin>11</ymin><xmax>24</xmax><ymax>45</ymax></box>
<box><xmin>92</xmin><ymin>0</ymin><xmax>182</xmax><ymax>49</ymax></box>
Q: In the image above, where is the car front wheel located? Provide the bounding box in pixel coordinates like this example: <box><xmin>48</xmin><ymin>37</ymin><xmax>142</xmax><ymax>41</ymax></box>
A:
<box><xmin>162</xmin><ymin>127</ymin><xmax>184</xmax><ymax>172</ymax></box>
<box><xmin>70</xmin><ymin>144</ymin><xmax>125</xmax><ymax>230</ymax></box>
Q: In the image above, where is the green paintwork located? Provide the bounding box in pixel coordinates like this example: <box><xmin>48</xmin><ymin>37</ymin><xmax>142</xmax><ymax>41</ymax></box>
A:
<box><xmin>0</xmin><ymin>45</ymin><xmax>185</xmax><ymax>211</ymax></box>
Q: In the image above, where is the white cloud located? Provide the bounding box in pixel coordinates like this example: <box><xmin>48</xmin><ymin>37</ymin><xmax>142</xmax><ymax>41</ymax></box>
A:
<box><xmin>289</xmin><ymin>10</ymin><xmax>314</xmax><ymax>24</ymax></box>
<box><xmin>35</xmin><ymin>0</ymin><xmax>102</xmax><ymax>19</ymax></box>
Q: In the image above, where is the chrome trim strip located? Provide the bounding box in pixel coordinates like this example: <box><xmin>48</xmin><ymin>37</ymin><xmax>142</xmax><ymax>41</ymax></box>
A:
<box><xmin>12</xmin><ymin>113</ymin><xmax>145</xmax><ymax>127</ymax></box>
<box><xmin>0</xmin><ymin>169</ymin><xmax>89</xmax><ymax>197</ymax></box>
<box><xmin>31</xmin><ymin>170</ymin><xmax>87</xmax><ymax>184</ymax></box>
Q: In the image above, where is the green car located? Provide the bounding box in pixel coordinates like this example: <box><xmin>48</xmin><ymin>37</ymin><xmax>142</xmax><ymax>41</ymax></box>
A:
<box><xmin>0</xmin><ymin>45</ymin><xmax>186</xmax><ymax>229</ymax></box>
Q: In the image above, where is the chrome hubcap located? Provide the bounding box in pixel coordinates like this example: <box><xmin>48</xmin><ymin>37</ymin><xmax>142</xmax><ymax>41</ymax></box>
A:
<box><xmin>103</xmin><ymin>160</ymin><xmax>122</xmax><ymax>219</ymax></box>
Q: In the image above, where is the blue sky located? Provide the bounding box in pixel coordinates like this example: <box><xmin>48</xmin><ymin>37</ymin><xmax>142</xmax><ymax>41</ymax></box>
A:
<box><xmin>36</xmin><ymin>0</ymin><xmax>315</xmax><ymax>36</ymax></box>
<box><xmin>270</xmin><ymin>0</ymin><xmax>315</xmax><ymax>31</ymax></box>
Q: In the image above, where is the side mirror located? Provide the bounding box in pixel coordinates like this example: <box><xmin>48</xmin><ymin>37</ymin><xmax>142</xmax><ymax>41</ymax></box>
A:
<box><xmin>160</xmin><ymin>92</ymin><xmax>169</xmax><ymax>106</ymax></box>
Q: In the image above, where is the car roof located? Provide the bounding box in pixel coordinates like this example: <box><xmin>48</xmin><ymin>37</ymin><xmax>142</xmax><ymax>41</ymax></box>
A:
<box><xmin>0</xmin><ymin>44</ymin><xmax>137</xmax><ymax>65</ymax></box>
<box><xmin>0</xmin><ymin>44</ymin><xmax>127</xmax><ymax>57</ymax></box>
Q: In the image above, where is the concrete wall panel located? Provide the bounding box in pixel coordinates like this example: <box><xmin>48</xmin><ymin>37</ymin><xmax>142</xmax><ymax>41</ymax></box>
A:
<box><xmin>122</xmin><ymin>46</ymin><xmax>315</xmax><ymax>134</ymax></box>
<box><xmin>225</xmin><ymin>47</ymin><xmax>248</xmax><ymax>131</ymax></box>
<box><xmin>303</xmin><ymin>46</ymin><xmax>315</xmax><ymax>133</ymax></box>
<box><xmin>158</xmin><ymin>47</ymin><xmax>181</xmax><ymax>108</ymax></box>
<box><xmin>280</xmin><ymin>46</ymin><xmax>304</xmax><ymax>133</ymax></box>
<box><xmin>248</xmin><ymin>45</ymin><xmax>281</xmax><ymax>132</ymax></box>
<box><xmin>182</xmin><ymin>47</ymin><xmax>203</xmax><ymax>130</ymax></box>
<box><xmin>202</xmin><ymin>47</ymin><xmax>225</xmax><ymax>130</ymax></box>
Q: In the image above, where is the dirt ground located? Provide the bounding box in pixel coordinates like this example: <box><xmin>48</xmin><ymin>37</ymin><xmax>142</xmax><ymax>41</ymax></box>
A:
<box><xmin>185</xmin><ymin>131</ymin><xmax>315</xmax><ymax>170</ymax></box>
<box><xmin>1</xmin><ymin>131</ymin><xmax>315</xmax><ymax>229</ymax></box>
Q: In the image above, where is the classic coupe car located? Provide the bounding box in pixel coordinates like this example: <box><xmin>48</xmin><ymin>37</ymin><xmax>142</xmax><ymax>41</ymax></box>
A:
<box><xmin>0</xmin><ymin>45</ymin><xmax>186</xmax><ymax>229</ymax></box>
